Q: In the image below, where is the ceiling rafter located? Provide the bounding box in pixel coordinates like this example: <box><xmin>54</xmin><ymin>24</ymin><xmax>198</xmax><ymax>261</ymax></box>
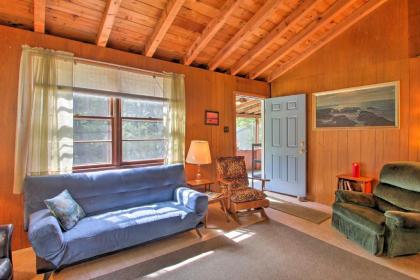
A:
<box><xmin>268</xmin><ymin>0</ymin><xmax>389</xmax><ymax>82</ymax></box>
<box><xmin>236</xmin><ymin>99</ymin><xmax>261</xmax><ymax>111</ymax></box>
<box><xmin>96</xmin><ymin>0</ymin><xmax>122</xmax><ymax>47</ymax></box>
<box><xmin>183</xmin><ymin>0</ymin><xmax>242</xmax><ymax>66</ymax></box>
<box><xmin>246</xmin><ymin>105</ymin><xmax>261</xmax><ymax>114</ymax></box>
<box><xmin>33</xmin><ymin>0</ymin><xmax>46</xmax><ymax>33</ymax></box>
<box><xmin>249</xmin><ymin>0</ymin><xmax>357</xmax><ymax>80</ymax></box>
<box><xmin>230</xmin><ymin>0</ymin><xmax>321</xmax><ymax>76</ymax></box>
<box><xmin>208</xmin><ymin>0</ymin><xmax>284</xmax><ymax>71</ymax></box>
<box><xmin>144</xmin><ymin>0</ymin><xmax>186</xmax><ymax>57</ymax></box>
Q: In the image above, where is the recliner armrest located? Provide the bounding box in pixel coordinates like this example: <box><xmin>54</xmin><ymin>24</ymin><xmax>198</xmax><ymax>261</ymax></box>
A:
<box><xmin>385</xmin><ymin>211</ymin><xmax>420</xmax><ymax>229</ymax></box>
<box><xmin>174</xmin><ymin>187</ymin><xmax>208</xmax><ymax>216</ymax></box>
<box><xmin>28</xmin><ymin>211</ymin><xmax>65</xmax><ymax>265</ymax></box>
<box><xmin>0</xmin><ymin>224</ymin><xmax>13</xmax><ymax>261</ymax></box>
<box><xmin>335</xmin><ymin>190</ymin><xmax>376</xmax><ymax>208</ymax></box>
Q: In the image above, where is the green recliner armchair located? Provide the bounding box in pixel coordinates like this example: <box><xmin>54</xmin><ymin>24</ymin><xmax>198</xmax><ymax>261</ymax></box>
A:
<box><xmin>332</xmin><ymin>162</ymin><xmax>420</xmax><ymax>257</ymax></box>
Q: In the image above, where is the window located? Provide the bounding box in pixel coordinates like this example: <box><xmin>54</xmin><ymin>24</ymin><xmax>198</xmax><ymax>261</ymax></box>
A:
<box><xmin>121</xmin><ymin>98</ymin><xmax>165</xmax><ymax>162</ymax></box>
<box><xmin>72</xmin><ymin>61</ymin><xmax>169</xmax><ymax>169</ymax></box>
<box><xmin>73</xmin><ymin>94</ymin><xmax>166</xmax><ymax>168</ymax></box>
<box><xmin>74</xmin><ymin>94</ymin><xmax>113</xmax><ymax>166</ymax></box>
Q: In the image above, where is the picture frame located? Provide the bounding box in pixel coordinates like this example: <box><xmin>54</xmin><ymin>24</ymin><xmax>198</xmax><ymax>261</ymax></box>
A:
<box><xmin>313</xmin><ymin>81</ymin><xmax>400</xmax><ymax>129</ymax></box>
<box><xmin>205</xmin><ymin>110</ymin><xmax>219</xmax><ymax>126</ymax></box>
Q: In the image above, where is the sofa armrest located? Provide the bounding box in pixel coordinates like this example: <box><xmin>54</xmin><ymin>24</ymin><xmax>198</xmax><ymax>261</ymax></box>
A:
<box><xmin>335</xmin><ymin>190</ymin><xmax>376</xmax><ymax>208</ymax></box>
<box><xmin>28</xmin><ymin>212</ymin><xmax>65</xmax><ymax>264</ymax></box>
<box><xmin>0</xmin><ymin>224</ymin><xmax>13</xmax><ymax>261</ymax></box>
<box><xmin>385</xmin><ymin>211</ymin><xmax>420</xmax><ymax>229</ymax></box>
<box><xmin>175</xmin><ymin>187</ymin><xmax>208</xmax><ymax>216</ymax></box>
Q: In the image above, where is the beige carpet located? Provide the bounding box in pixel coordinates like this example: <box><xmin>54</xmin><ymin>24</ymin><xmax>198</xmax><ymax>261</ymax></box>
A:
<box><xmin>93</xmin><ymin>220</ymin><xmax>413</xmax><ymax>280</ymax></box>
<box><xmin>268</xmin><ymin>197</ymin><xmax>331</xmax><ymax>224</ymax></box>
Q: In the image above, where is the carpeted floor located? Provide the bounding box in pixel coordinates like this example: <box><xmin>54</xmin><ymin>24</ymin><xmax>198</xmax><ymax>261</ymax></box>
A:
<box><xmin>268</xmin><ymin>197</ymin><xmax>331</xmax><ymax>224</ymax></box>
<box><xmin>93</xmin><ymin>220</ymin><xmax>413</xmax><ymax>280</ymax></box>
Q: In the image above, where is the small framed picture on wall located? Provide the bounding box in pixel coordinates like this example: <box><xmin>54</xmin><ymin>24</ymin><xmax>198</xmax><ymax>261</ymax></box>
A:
<box><xmin>205</xmin><ymin>110</ymin><xmax>219</xmax><ymax>126</ymax></box>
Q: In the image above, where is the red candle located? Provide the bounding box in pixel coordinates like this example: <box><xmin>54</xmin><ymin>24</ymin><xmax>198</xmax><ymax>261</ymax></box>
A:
<box><xmin>352</xmin><ymin>162</ymin><xmax>360</xmax><ymax>178</ymax></box>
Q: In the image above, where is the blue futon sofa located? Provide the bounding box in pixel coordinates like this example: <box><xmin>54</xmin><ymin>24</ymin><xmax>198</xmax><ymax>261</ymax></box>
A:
<box><xmin>24</xmin><ymin>164</ymin><xmax>208</xmax><ymax>276</ymax></box>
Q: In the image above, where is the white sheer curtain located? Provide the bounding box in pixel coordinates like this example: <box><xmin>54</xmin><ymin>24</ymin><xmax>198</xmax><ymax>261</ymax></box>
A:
<box><xmin>163</xmin><ymin>73</ymin><xmax>186</xmax><ymax>164</ymax></box>
<box><xmin>13</xmin><ymin>46</ymin><xmax>74</xmax><ymax>194</ymax></box>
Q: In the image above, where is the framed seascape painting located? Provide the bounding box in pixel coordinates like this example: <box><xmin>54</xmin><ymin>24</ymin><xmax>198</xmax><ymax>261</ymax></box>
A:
<box><xmin>313</xmin><ymin>81</ymin><xmax>399</xmax><ymax>129</ymax></box>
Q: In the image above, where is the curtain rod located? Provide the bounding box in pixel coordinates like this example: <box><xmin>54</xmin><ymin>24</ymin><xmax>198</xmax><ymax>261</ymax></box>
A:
<box><xmin>74</xmin><ymin>57</ymin><xmax>170</xmax><ymax>78</ymax></box>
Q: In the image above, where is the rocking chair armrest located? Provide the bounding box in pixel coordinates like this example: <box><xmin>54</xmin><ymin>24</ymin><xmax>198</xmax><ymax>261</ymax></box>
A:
<box><xmin>248</xmin><ymin>177</ymin><xmax>270</xmax><ymax>182</ymax></box>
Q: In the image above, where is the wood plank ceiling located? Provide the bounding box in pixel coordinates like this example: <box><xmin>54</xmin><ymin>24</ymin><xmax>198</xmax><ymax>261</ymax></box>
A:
<box><xmin>0</xmin><ymin>0</ymin><xmax>388</xmax><ymax>81</ymax></box>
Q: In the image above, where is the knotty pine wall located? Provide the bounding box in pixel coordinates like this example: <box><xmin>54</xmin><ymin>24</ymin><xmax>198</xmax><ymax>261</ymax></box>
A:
<box><xmin>271</xmin><ymin>0</ymin><xmax>420</xmax><ymax>205</ymax></box>
<box><xmin>0</xmin><ymin>25</ymin><xmax>269</xmax><ymax>249</ymax></box>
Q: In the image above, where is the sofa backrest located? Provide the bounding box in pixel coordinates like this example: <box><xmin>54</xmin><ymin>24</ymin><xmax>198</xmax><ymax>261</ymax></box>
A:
<box><xmin>374</xmin><ymin>162</ymin><xmax>420</xmax><ymax>212</ymax></box>
<box><xmin>24</xmin><ymin>164</ymin><xmax>186</xmax><ymax>230</ymax></box>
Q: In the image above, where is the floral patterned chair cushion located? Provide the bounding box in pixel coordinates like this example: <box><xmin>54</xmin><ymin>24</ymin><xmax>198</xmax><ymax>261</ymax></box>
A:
<box><xmin>216</xmin><ymin>156</ymin><xmax>266</xmax><ymax>203</ymax></box>
<box><xmin>230</xmin><ymin>188</ymin><xmax>266</xmax><ymax>203</ymax></box>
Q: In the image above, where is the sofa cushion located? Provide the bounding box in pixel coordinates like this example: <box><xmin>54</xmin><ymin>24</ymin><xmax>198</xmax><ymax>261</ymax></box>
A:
<box><xmin>374</xmin><ymin>183</ymin><xmax>420</xmax><ymax>213</ymax></box>
<box><xmin>44</xmin><ymin>190</ymin><xmax>86</xmax><ymax>231</ymax></box>
<box><xmin>375</xmin><ymin>197</ymin><xmax>405</xmax><ymax>213</ymax></box>
<box><xmin>333</xmin><ymin>202</ymin><xmax>385</xmax><ymax>234</ymax></box>
<box><xmin>58</xmin><ymin>201</ymin><xmax>199</xmax><ymax>266</ymax></box>
<box><xmin>380</xmin><ymin>162</ymin><xmax>420</xmax><ymax>192</ymax></box>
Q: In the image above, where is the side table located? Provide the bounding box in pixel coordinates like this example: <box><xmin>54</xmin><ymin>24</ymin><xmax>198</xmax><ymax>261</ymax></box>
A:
<box><xmin>187</xmin><ymin>179</ymin><xmax>214</xmax><ymax>192</ymax></box>
<box><xmin>205</xmin><ymin>192</ymin><xmax>230</xmax><ymax>228</ymax></box>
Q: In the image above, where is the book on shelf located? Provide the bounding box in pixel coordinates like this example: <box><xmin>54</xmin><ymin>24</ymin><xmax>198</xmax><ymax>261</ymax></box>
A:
<box><xmin>337</xmin><ymin>178</ymin><xmax>360</xmax><ymax>192</ymax></box>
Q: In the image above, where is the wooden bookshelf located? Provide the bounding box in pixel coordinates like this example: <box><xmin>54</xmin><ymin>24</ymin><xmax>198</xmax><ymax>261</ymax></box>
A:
<box><xmin>336</xmin><ymin>174</ymin><xmax>374</xmax><ymax>193</ymax></box>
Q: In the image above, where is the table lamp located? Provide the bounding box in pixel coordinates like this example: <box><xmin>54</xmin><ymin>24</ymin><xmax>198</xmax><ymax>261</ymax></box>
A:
<box><xmin>186</xmin><ymin>140</ymin><xmax>212</xmax><ymax>180</ymax></box>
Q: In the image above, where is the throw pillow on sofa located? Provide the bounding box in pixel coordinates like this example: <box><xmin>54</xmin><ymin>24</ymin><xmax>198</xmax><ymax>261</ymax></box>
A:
<box><xmin>44</xmin><ymin>189</ymin><xmax>86</xmax><ymax>231</ymax></box>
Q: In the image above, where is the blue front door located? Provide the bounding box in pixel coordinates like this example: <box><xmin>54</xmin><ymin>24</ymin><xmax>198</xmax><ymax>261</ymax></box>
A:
<box><xmin>264</xmin><ymin>94</ymin><xmax>307</xmax><ymax>198</ymax></box>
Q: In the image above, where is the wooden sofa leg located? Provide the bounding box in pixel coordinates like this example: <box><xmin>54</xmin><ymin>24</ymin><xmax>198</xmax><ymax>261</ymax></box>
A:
<box><xmin>43</xmin><ymin>271</ymin><xmax>53</xmax><ymax>280</ymax></box>
<box><xmin>195</xmin><ymin>228</ymin><xmax>203</xmax><ymax>238</ymax></box>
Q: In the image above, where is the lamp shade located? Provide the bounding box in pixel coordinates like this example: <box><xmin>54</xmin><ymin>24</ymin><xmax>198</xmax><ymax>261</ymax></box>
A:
<box><xmin>186</xmin><ymin>140</ymin><xmax>212</xmax><ymax>165</ymax></box>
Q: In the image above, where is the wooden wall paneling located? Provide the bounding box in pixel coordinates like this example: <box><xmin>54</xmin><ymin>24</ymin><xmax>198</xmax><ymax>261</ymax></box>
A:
<box><xmin>0</xmin><ymin>25</ymin><xmax>269</xmax><ymax>249</ymax></box>
<box><xmin>267</xmin><ymin>0</ymin><xmax>390</xmax><ymax>82</ymax></box>
<box><xmin>409</xmin><ymin>59</ymin><xmax>420</xmax><ymax>160</ymax></box>
<box><xmin>270</xmin><ymin>0</ymin><xmax>412</xmax><ymax>205</ymax></box>
<box><xmin>408</xmin><ymin>0</ymin><xmax>420</xmax><ymax>57</ymax></box>
<box><xmin>399</xmin><ymin>60</ymin><xmax>410</xmax><ymax>161</ymax></box>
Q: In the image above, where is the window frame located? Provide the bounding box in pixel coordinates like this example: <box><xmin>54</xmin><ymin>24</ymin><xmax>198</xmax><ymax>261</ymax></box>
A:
<box><xmin>73</xmin><ymin>96</ymin><xmax>165</xmax><ymax>172</ymax></box>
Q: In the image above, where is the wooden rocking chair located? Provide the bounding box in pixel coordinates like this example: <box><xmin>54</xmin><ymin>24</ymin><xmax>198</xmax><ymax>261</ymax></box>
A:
<box><xmin>216</xmin><ymin>156</ymin><xmax>270</xmax><ymax>224</ymax></box>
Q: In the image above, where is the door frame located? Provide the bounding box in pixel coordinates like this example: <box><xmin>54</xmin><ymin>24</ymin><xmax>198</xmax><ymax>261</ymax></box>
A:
<box><xmin>232</xmin><ymin>90</ymin><xmax>271</xmax><ymax>155</ymax></box>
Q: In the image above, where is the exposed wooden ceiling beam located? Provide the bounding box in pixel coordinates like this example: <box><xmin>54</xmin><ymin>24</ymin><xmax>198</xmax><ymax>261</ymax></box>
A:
<box><xmin>208</xmin><ymin>0</ymin><xmax>283</xmax><ymax>71</ymax></box>
<box><xmin>246</xmin><ymin>105</ymin><xmax>261</xmax><ymax>114</ymax></box>
<box><xmin>183</xmin><ymin>0</ymin><xmax>241</xmax><ymax>66</ymax></box>
<box><xmin>268</xmin><ymin>0</ymin><xmax>389</xmax><ymax>82</ymax></box>
<box><xmin>33</xmin><ymin>0</ymin><xmax>46</xmax><ymax>33</ymax></box>
<box><xmin>230</xmin><ymin>0</ymin><xmax>320</xmax><ymax>75</ymax></box>
<box><xmin>144</xmin><ymin>0</ymin><xmax>186</xmax><ymax>57</ymax></box>
<box><xmin>237</xmin><ymin>113</ymin><xmax>261</xmax><ymax>118</ymax></box>
<box><xmin>249</xmin><ymin>0</ymin><xmax>356</xmax><ymax>80</ymax></box>
<box><xmin>236</xmin><ymin>99</ymin><xmax>260</xmax><ymax>111</ymax></box>
<box><xmin>96</xmin><ymin>0</ymin><xmax>122</xmax><ymax>47</ymax></box>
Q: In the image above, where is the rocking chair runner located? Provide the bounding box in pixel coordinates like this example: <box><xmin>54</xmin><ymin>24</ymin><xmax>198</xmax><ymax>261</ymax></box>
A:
<box><xmin>216</xmin><ymin>156</ymin><xmax>270</xmax><ymax>223</ymax></box>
